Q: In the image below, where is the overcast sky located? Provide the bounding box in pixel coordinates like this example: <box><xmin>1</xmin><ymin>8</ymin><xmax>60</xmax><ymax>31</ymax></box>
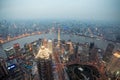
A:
<box><xmin>0</xmin><ymin>0</ymin><xmax>120</xmax><ymax>22</ymax></box>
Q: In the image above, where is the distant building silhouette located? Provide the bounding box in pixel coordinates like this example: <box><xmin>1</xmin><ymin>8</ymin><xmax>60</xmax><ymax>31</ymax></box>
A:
<box><xmin>89</xmin><ymin>42</ymin><xmax>94</xmax><ymax>50</ymax></box>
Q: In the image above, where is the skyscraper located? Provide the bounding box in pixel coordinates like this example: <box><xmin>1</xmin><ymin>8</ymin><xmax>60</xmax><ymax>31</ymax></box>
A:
<box><xmin>66</xmin><ymin>41</ymin><xmax>74</xmax><ymax>54</ymax></box>
<box><xmin>48</xmin><ymin>40</ymin><xmax>53</xmax><ymax>53</ymax></box>
<box><xmin>107</xmin><ymin>50</ymin><xmax>120</xmax><ymax>73</ymax></box>
<box><xmin>89</xmin><ymin>42</ymin><xmax>94</xmax><ymax>50</ymax></box>
<box><xmin>42</xmin><ymin>39</ymin><xmax>48</xmax><ymax>48</ymax></box>
<box><xmin>0</xmin><ymin>58</ymin><xmax>9</xmax><ymax>80</ymax></box>
<box><xmin>103</xmin><ymin>43</ymin><xmax>115</xmax><ymax>62</ymax></box>
<box><xmin>36</xmin><ymin>46</ymin><xmax>53</xmax><ymax>80</ymax></box>
<box><xmin>13</xmin><ymin>43</ymin><xmax>20</xmax><ymax>53</ymax></box>
<box><xmin>57</xmin><ymin>28</ymin><xmax>60</xmax><ymax>47</ymax></box>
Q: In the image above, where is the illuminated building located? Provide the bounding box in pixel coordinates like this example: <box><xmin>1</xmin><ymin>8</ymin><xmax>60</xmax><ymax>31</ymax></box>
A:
<box><xmin>36</xmin><ymin>46</ymin><xmax>50</xmax><ymax>59</ymax></box>
<box><xmin>4</xmin><ymin>47</ymin><xmax>15</xmax><ymax>57</ymax></box>
<box><xmin>0</xmin><ymin>38</ymin><xmax>4</xmax><ymax>43</ymax></box>
<box><xmin>4</xmin><ymin>47</ymin><xmax>18</xmax><ymax>70</ymax></box>
<box><xmin>57</xmin><ymin>28</ymin><xmax>60</xmax><ymax>47</ymax></box>
<box><xmin>42</xmin><ymin>39</ymin><xmax>48</xmax><ymax>48</ymax></box>
<box><xmin>36</xmin><ymin>46</ymin><xmax>53</xmax><ymax>80</ymax></box>
<box><xmin>7</xmin><ymin>35</ymin><xmax>11</xmax><ymax>41</ymax></box>
<box><xmin>48</xmin><ymin>40</ymin><xmax>53</xmax><ymax>53</ymax></box>
<box><xmin>32</xmin><ymin>41</ymin><xmax>39</xmax><ymax>55</ymax></box>
<box><xmin>24</xmin><ymin>43</ymin><xmax>33</xmax><ymax>53</ymax></box>
<box><xmin>13</xmin><ymin>43</ymin><xmax>20</xmax><ymax>52</ymax></box>
<box><xmin>66</xmin><ymin>41</ymin><xmax>74</xmax><ymax>54</ymax></box>
<box><xmin>107</xmin><ymin>50</ymin><xmax>120</xmax><ymax>73</ymax></box>
<box><xmin>7</xmin><ymin>64</ymin><xmax>24</xmax><ymax>80</ymax></box>
<box><xmin>4</xmin><ymin>48</ymin><xmax>18</xmax><ymax>70</ymax></box>
<box><xmin>24</xmin><ymin>44</ymin><xmax>29</xmax><ymax>51</ymax></box>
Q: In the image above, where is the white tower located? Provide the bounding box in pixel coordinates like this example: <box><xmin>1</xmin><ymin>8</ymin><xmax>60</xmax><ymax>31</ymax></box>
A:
<box><xmin>48</xmin><ymin>40</ymin><xmax>53</xmax><ymax>53</ymax></box>
<box><xmin>57</xmin><ymin>28</ymin><xmax>60</xmax><ymax>47</ymax></box>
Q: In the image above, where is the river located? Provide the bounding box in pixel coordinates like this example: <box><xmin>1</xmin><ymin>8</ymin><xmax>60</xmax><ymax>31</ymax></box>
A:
<box><xmin>3</xmin><ymin>33</ymin><xmax>120</xmax><ymax>50</ymax></box>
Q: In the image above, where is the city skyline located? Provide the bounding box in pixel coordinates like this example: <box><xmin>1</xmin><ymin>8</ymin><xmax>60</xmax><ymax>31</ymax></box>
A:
<box><xmin>0</xmin><ymin>0</ymin><xmax>120</xmax><ymax>22</ymax></box>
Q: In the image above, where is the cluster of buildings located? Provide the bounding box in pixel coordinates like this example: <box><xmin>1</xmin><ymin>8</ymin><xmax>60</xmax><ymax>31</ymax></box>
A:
<box><xmin>0</xmin><ymin>39</ymin><xmax>41</xmax><ymax>80</ymax></box>
<box><xmin>0</xmin><ymin>20</ymin><xmax>120</xmax><ymax>43</ymax></box>
<box><xmin>0</xmin><ymin>28</ymin><xmax>120</xmax><ymax>80</ymax></box>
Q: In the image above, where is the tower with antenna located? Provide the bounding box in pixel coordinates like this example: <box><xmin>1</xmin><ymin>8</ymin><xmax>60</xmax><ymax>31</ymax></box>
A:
<box><xmin>57</xmin><ymin>28</ymin><xmax>60</xmax><ymax>47</ymax></box>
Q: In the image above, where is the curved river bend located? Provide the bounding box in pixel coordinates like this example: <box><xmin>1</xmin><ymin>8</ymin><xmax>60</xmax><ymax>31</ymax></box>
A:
<box><xmin>3</xmin><ymin>33</ymin><xmax>120</xmax><ymax>50</ymax></box>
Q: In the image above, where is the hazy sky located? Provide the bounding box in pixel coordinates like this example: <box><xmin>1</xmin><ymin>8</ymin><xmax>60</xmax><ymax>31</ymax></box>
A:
<box><xmin>0</xmin><ymin>0</ymin><xmax>120</xmax><ymax>22</ymax></box>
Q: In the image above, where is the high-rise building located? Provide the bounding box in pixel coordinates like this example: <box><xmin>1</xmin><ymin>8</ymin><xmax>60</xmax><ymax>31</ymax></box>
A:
<box><xmin>48</xmin><ymin>40</ymin><xmax>53</xmax><ymax>53</ymax></box>
<box><xmin>74</xmin><ymin>43</ymin><xmax>79</xmax><ymax>58</ymax></box>
<box><xmin>4</xmin><ymin>47</ymin><xmax>24</xmax><ymax>80</ymax></box>
<box><xmin>0</xmin><ymin>43</ymin><xmax>7</xmax><ymax>59</ymax></box>
<box><xmin>0</xmin><ymin>58</ymin><xmax>9</xmax><ymax>80</ymax></box>
<box><xmin>107</xmin><ymin>50</ymin><xmax>120</xmax><ymax>73</ymax></box>
<box><xmin>4</xmin><ymin>47</ymin><xmax>17</xmax><ymax>61</ymax></box>
<box><xmin>4</xmin><ymin>47</ymin><xmax>15</xmax><ymax>57</ymax></box>
<box><xmin>42</xmin><ymin>39</ymin><xmax>48</xmax><ymax>48</ymax></box>
<box><xmin>37</xmin><ymin>59</ymin><xmax>53</xmax><ymax>80</ymax></box>
<box><xmin>89</xmin><ymin>48</ymin><xmax>99</xmax><ymax>63</ymax></box>
<box><xmin>89</xmin><ymin>42</ymin><xmax>94</xmax><ymax>50</ymax></box>
<box><xmin>57</xmin><ymin>28</ymin><xmax>60</xmax><ymax>47</ymax></box>
<box><xmin>103</xmin><ymin>43</ymin><xmax>115</xmax><ymax>62</ymax></box>
<box><xmin>13</xmin><ymin>43</ymin><xmax>20</xmax><ymax>53</ymax></box>
<box><xmin>36</xmin><ymin>46</ymin><xmax>53</xmax><ymax>80</ymax></box>
<box><xmin>66</xmin><ymin>41</ymin><xmax>74</xmax><ymax>54</ymax></box>
<box><xmin>7</xmin><ymin>63</ymin><xmax>24</xmax><ymax>80</ymax></box>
